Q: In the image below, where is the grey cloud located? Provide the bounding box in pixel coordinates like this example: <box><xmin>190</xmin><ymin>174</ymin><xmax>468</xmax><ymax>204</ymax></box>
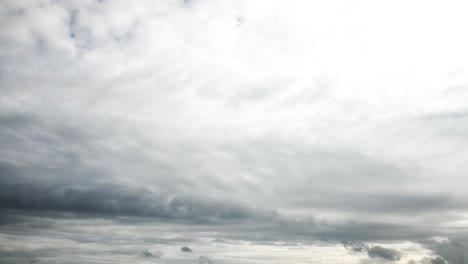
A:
<box><xmin>342</xmin><ymin>241</ymin><xmax>368</xmax><ymax>252</ymax></box>
<box><xmin>0</xmin><ymin>175</ymin><xmax>274</xmax><ymax>224</ymax></box>
<box><xmin>141</xmin><ymin>249</ymin><xmax>162</xmax><ymax>258</ymax></box>
<box><xmin>216</xmin><ymin>216</ymin><xmax>439</xmax><ymax>243</ymax></box>
<box><xmin>2</xmin><ymin>2</ymin><xmax>468</xmax><ymax>262</ymax></box>
<box><xmin>0</xmin><ymin>206</ymin><xmax>442</xmax><ymax>246</ymax></box>
<box><xmin>140</xmin><ymin>236</ymin><xmax>197</xmax><ymax>245</ymax></box>
<box><xmin>413</xmin><ymin>110</ymin><xmax>468</xmax><ymax>140</ymax></box>
<box><xmin>198</xmin><ymin>256</ymin><xmax>213</xmax><ymax>264</ymax></box>
<box><xmin>343</xmin><ymin>242</ymin><xmax>402</xmax><ymax>261</ymax></box>
<box><xmin>431</xmin><ymin>257</ymin><xmax>447</xmax><ymax>264</ymax></box>
<box><xmin>0</xmin><ymin>109</ymin><xmax>459</xmax><ymax>243</ymax></box>
<box><xmin>422</xmin><ymin>235</ymin><xmax>468</xmax><ymax>264</ymax></box>
<box><xmin>367</xmin><ymin>246</ymin><xmax>402</xmax><ymax>261</ymax></box>
<box><xmin>296</xmin><ymin>192</ymin><xmax>468</xmax><ymax>215</ymax></box>
<box><xmin>181</xmin><ymin>246</ymin><xmax>193</xmax><ymax>253</ymax></box>
<box><xmin>1</xmin><ymin>84</ymin><xmax>466</xmax><ymax>245</ymax></box>
<box><xmin>0</xmin><ymin>111</ymin><xmax>450</xmax><ymax>243</ymax></box>
<box><xmin>68</xmin><ymin>9</ymin><xmax>79</xmax><ymax>39</ymax></box>
<box><xmin>408</xmin><ymin>257</ymin><xmax>446</xmax><ymax>264</ymax></box>
<box><xmin>0</xmin><ymin>150</ymin><xmax>276</xmax><ymax>224</ymax></box>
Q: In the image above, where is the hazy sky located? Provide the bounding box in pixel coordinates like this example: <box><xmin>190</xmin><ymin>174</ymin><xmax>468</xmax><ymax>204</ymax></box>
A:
<box><xmin>1</xmin><ymin>0</ymin><xmax>468</xmax><ymax>263</ymax></box>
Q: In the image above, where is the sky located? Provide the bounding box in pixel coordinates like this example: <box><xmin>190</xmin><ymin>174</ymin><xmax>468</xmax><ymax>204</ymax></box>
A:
<box><xmin>1</xmin><ymin>0</ymin><xmax>468</xmax><ymax>263</ymax></box>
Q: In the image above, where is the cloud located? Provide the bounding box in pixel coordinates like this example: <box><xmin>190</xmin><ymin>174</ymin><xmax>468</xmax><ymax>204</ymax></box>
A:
<box><xmin>343</xmin><ymin>242</ymin><xmax>402</xmax><ymax>262</ymax></box>
<box><xmin>198</xmin><ymin>256</ymin><xmax>213</xmax><ymax>264</ymax></box>
<box><xmin>0</xmin><ymin>168</ymin><xmax>276</xmax><ymax>223</ymax></box>
<box><xmin>141</xmin><ymin>249</ymin><xmax>163</xmax><ymax>258</ymax></box>
<box><xmin>421</xmin><ymin>235</ymin><xmax>468</xmax><ymax>264</ymax></box>
<box><xmin>1</xmin><ymin>2</ymin><xmax>468</xmax><ymax>263</ymax></box>
<box><xmin>430</xmin><ymin>257</ymin><xmax>447</xmax><ymax>264</ymax></box>
<box><xmin>367</xmin><ymin>246</ymin><xmax>402</xmax><ymax>261</ymax></box>
<box><xmin>342</xmin><ymin>241</ymin><xmax>369</xmax><ymax>253</ymax></box>
<box><xmin>0</xmin><ymin>109</ymin><xmax>455</xmax><ymax>243</ymax></box>
<box><xmin>181</xmin><ymin>246</ymin><xmax>193</xmax><ymax>253</ymax></box>
<box><xmin>408</xmin><ymin>257</ymin><xmax>446</xmax><ymax>264</ymax></box>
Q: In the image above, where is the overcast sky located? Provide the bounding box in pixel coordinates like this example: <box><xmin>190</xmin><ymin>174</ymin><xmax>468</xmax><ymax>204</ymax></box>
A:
<box><xmin>1</xmin><ymin>0</ymin><xmax>468</xmax><ymax>263</ymax></box>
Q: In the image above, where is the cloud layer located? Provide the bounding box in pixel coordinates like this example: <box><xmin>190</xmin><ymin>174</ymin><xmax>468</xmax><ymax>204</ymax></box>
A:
<box><xmin>2</xmin><ymin>0</ymin><xmax>468</xmax><ymax>263</ymax></box>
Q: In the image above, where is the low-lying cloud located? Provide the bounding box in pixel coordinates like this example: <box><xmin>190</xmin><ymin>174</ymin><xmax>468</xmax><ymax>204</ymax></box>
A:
<box><xmin>367</xmin><ymin>246</ymin><xmax>402</xmax><ymax>261</ymax></box>
<box><xmin>181</xmin><ymin>246</ymin><xmax>193</xmax><ymax>253</ymax></box>
<box><xmin>420</xmin><ymin>235</ymin><xmax>468</xmax><ymax>264</ymax></box>
<box><xmin>343</xmin><ymin>242</ymin><xmax>402</xmax><ymax>261</ymax></box>
<box><xmin>141</xmin><ymin>249</ymin><xmax>163</xmax><ymax>258</ymax></box>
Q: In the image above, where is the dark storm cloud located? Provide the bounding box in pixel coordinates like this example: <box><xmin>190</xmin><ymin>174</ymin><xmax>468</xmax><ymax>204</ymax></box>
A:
<box><xmin>1</xmin><ymin>97</ymin><xmax>467</xmax><ymax>241</ymax></box>
<box><xmin>0</xmin><ymin>171</ymin><xmax>275</xmax><ymax>223</ymax></box>
<box><xmin>0</xmin><ymin>110</ymin><xmax>458</xmax><ymax>244</ymax></box>
<box><xmin>0</xmin><ymin>203</ymin><xmax>442</xmax><ymax>247</ymax></box>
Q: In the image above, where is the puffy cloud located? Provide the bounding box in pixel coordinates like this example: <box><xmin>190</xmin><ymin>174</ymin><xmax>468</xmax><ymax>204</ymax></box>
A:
<box><xmin>181</xmin><ymin>246</ymin><xmax>193</xmax><ymax>253</ymax></box>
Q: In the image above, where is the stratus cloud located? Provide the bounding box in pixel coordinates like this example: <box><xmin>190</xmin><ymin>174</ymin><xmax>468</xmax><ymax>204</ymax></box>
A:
<box><xmin>0</xmin><ymin>175</ymin><xmax>276</xmax><ymax>223</ymax></box>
